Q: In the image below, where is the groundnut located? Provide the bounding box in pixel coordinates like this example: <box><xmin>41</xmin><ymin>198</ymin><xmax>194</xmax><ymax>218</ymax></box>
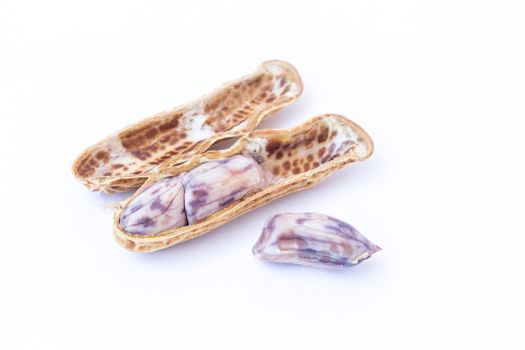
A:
<box><xmin>183</xmin><ymin>155</ymin><xmax>267</xmax><ymax>224</ymax></box>
<box><xmin>114</xmin><ymin>114</ymin><xmax>375</xmax><ymax>252</ymax></box>
<box><xmin>119</xmin><ymin>176</ymin><xmax>187</xmax><ymax>234</ymax></box>
<box><xmin>252</xmin><ymin>212</ymin><xmax>380</xmax><ymax>269</ymax></box>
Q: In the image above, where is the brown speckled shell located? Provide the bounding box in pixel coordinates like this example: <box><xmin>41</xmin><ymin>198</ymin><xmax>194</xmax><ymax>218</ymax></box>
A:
<box><xmin>72</xmin><ymin>60</ymin><xmax>303</xmax><ymax>193</ymax></box>
<box><xmin>113</xmin><ymin>114</ymin><xmax>374</xmax><ymax>252</ymax></box>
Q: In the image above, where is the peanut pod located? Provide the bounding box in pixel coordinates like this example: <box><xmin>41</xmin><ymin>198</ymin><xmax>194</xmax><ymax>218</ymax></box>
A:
<box><xmin>72</xmin><ymin>60</ymin><xmax>302</xmax><ymax>193</ymax></box>
<box><xmin>113</xmin><ymin>114</ymin><xmax>374</xmax><ymax>252</ymax></box>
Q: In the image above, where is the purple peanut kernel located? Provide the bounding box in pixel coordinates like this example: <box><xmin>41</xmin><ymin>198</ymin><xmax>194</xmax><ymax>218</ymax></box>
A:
<box><xmin>183</xmin><ymin>155</ymin><xmax>267</xmax><ymax>224</ymax></box>
<box><xmin>252</xmin><ymin>212</ymin><xmax>381</xmax><ymax>269</ymax></box>
<box><xmin>120</xmin><ymin>176</ymin><xmax>187</xmax><ymax>235</ymax></box>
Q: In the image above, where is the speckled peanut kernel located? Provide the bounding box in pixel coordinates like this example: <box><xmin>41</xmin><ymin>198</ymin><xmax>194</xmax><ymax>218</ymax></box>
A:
<box><xmin>252</xmin><ymin>212</ymin><xmax>380</xmax><ymax>269</ymax></box>
<box><xmin>183</xmin><ymin>155</ymin><xmax>267</xmax><ymax>224</ymax></box>
<box><xmin>119</xmin><ymin>176</ymin><xmax>186</xmax><ymax>234</ymax></box>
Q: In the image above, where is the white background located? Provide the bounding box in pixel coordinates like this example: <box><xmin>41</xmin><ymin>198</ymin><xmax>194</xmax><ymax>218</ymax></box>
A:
<box><xmin>1</xmin><ymin>1</ymin><xmax>524</xmax><ymax>349</ymax></box>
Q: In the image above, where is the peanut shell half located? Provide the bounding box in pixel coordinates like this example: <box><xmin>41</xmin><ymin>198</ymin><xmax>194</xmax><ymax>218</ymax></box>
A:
<box><xmin>72</xmin><ymin>60</ymin><xmax>303</xmax><ymax>193</ymax></box>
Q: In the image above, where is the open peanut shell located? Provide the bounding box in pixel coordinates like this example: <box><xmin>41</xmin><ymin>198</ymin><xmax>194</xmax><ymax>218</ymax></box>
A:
<box><xmin>113</xmin><ymin>114</ymin><xmax>374</xmax><ymax>252</ymax></box>
<box><xmin>72</xmin><ymin>60</ymin><xmax>303</xmax><ymax>193</ymax></box>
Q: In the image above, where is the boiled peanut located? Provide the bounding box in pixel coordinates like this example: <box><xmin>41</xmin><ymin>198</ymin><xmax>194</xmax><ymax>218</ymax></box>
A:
<box><xmin>252</xmin><ymin>212</ymin><xmax>380</xmax><ymax>269</ymax></box>
<box><xmin>119</xmin><ymin>176</ymin><xmax>186</xmax><ymax>234</ymax></box>
<box><xmin>183</xmin><ymin>155</ymin><xmax>267</xmax><ymax>224</ymax></box>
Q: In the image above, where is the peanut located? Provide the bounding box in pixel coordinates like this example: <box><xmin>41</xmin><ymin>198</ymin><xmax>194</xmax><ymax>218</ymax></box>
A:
<box><xmin>119</xmin><ymin>176</ymin><xmax>186</xmax><ymax>234</ymax></box>
<box><xmin>183</xmin><ymin>155</ymin><xmax>267</xmax><ymax>224</ymax></box>
<box><xmin>252</xmin><ymin>212</ymin><xmax>380</xmax><ymax>269</ymax></box>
